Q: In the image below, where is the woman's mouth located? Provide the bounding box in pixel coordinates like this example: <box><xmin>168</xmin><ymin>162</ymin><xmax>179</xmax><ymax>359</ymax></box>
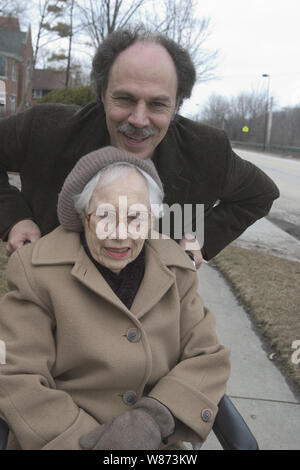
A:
<box><xmin>104</xmin><ymin>247</ymin><xmax>130</xmax><ymax>258</ymax></box>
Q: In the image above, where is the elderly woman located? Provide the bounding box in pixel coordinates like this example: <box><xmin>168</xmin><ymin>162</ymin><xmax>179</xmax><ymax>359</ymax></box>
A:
<box><xmin>0</xmin><ymin>146</ymin><xmax>230</xmax><ymax>450</ymax></box>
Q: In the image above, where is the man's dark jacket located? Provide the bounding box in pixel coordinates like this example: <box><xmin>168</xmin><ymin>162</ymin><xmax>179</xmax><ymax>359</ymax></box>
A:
<box><xmin>0</xmin><ymin>101</ymin><xmax>279</xmax><ymax>260</ymax></box>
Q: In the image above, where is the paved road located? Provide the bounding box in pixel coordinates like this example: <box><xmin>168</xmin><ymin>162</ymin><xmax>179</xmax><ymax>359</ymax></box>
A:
<box><xmin>234</xmin><ymin>148</ymin><xmax>300</xmax><ymax>237</ymax></box>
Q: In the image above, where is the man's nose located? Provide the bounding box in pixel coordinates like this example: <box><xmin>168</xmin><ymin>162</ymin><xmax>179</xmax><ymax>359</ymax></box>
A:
<box><xmin>127</xmin><ymin>101</ymin><xmax>150</xmax><ymax>128</ymax></box>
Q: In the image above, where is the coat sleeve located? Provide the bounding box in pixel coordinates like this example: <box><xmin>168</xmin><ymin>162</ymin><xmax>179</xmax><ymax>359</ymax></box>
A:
<box><xmin>203</xmin><ymin>138</ymin><xmax>280</xmax><ymax>260</ymax></box>
<box><xmin>0</xmin><ymin>250</ymin><xmax>99</xmax><ymax>449</ymax></box>
<box><xmin>0</xmin><ymin>110</ymin><xmax>36</xmax><ymax>239</ymax></box>
<box><xmin>148</xmin><ymin>267</ymin><xmax>231</xmax><ymax>444</ymax></box>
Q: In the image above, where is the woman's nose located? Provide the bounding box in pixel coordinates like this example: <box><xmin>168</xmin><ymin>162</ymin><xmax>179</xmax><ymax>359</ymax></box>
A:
<box><xmin>116</xmin><ymin>221</ymin><xmax>128</xmax><ymax>239</ymax></box>
<box><xmin>109</xmin><ymin>218</ymin><xmax>128</xmax><ymax>240</ymax></box>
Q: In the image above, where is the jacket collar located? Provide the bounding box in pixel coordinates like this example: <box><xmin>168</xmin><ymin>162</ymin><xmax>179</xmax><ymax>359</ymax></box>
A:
<box><xmin>31</xmin><ymin>226</ymin><xmax>195</xmax><ymax>319</ymax></box>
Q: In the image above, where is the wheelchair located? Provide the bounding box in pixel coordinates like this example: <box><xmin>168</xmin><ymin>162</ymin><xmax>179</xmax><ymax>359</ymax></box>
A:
<box><xmin>0</xmin><ymin>394</ymin><xmax>258</xmax><ymax>450</ymax></box>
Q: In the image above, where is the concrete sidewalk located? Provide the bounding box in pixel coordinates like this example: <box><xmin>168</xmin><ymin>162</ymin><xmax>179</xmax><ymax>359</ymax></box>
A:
<box><xmin>196</xmin><ymin>219</ymin><xmax>300</xmax><ymax>450</ymax></box>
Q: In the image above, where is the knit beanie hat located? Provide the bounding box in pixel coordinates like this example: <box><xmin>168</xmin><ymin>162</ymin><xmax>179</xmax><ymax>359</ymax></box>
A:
<box><xmin>57</xmin><ymin>146</ymin><xmax>164</xmax><ymax>232</ymax></box>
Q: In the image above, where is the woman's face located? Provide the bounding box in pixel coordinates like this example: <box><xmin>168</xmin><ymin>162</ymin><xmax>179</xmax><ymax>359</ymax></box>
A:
<box><xmin>84</xmin><ymin>169</ymin><xmax>154</xmax><ymax>274</ymax></box>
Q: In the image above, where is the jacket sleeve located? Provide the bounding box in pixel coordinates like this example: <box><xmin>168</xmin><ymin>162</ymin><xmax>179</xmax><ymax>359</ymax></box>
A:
<box><xmin>148</xmin><ymin>267</ymin><xmax>231</xmax><ymax>444</ymax></box>
<box><xmin>0</xmin><ymin>249</ymin><xmax>99</xmax><ymax>449</ymax></box>
<box><xmin>203</xmin><ymin>139</ymin><xmax>280</xmax><ymax>260</ymax></box>
<box><xmin>0</xmin><ymin>111</ymin><xmax>35</xmax><ymax>239</ymax></box>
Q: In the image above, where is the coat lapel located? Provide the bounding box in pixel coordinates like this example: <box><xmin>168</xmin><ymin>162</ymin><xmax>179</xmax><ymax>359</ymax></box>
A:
<box><xmin>129</xmin><ymin>242</ymin><xmax>176</xmax><ymax>319</ymax></box>
<box><xmin>71</xmin><ymin>241</ymin><xmax>176</xmax><ymax>320</ymax></box>
<box><xmin>70</xmin><ymin>246</ymin><xmax>131</xmax><ymax>315</ymax></box>
<box><xmin>32</xmin><ymin>226</ymin><xmax>177</xmax><ymax>319</ymax></box>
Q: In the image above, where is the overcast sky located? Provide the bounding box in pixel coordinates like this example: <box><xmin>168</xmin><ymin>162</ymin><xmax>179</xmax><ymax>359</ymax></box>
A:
<box><xmin>181</xmin><ymin>0</ymin><xmax>300</xmax><ymax>117</ymax></box>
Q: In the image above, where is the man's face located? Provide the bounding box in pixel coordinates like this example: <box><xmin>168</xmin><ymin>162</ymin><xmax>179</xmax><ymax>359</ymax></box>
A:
<box><xmin>102</xmin><ymin>41</ymin><xmax>178</xmax><ymax>159</ymax></box>
<box><xmin>84</xmin><ymin>169</ymin><xmax>153</xmax><ymax>274</ymax></box>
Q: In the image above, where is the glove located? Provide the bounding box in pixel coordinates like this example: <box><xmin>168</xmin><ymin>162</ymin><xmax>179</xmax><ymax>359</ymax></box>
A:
<box><xmin>79</xmin><ymin>397</ymin><xmax>175</xmax><ymax>450</ymax></box>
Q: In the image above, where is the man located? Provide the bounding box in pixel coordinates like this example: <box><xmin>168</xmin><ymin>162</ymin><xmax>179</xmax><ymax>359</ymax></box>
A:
<box><xmin>0</xmin><ymin>27</ymin><xmax>279</xmax><ymax>266</ymax></box>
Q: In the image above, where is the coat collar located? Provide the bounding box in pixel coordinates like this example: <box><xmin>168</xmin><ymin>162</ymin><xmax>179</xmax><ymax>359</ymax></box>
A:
<box><xmin>31</xmin><ymin>226</ymin><xmax>195</xmax><ymax>319</ymax></box>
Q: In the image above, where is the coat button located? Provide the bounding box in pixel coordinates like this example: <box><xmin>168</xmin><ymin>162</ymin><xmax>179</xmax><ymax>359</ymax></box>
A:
<box><xmin>126</xmin><ymin>328</ymin><xmax>141</xmax><ymax>343</ymax></box>
<box><xmin>201</xmin><ymin>409</ymin><xmax>213</xmax><ymax>423</ymax></box>
<box><xmin>123</xmin><ymin>391</ymin><xmax>137</xmax><ymax>406</ymax></box>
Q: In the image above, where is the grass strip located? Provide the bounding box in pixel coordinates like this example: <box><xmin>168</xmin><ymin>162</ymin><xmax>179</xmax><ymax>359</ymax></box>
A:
<box><xmin>214</xmin><ymin>245</ymin><xmax>300</xmax><ymax>393</ymax></box>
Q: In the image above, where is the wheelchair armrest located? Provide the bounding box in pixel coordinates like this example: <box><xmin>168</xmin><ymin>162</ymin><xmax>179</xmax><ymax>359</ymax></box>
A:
<box><xmin>213</xmin><ymin>395</ymin><xmax>259</xmax><ymax>450</ymax></box>
<box><xmin>0</xmin><ymin>417</ymin><xmax>9</xmax><ymax>450</ymax></box>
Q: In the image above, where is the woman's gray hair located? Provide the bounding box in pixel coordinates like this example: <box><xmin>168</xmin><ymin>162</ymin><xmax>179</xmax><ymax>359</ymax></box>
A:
<box><xmin>73</xmin><ymin>162</ymin><xmax>164</xmax><ymax>219</ymax></box>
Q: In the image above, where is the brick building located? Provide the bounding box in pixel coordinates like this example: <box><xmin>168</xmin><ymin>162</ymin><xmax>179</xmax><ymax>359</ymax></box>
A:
<box><xmin>32</xmin><ymin>69</ymin><xmax>66</xmax><ymax>104</ymax></box>
<box><xmin>0</xmin><ymin>16</ymin><xmax>33</xmax><ymax>115</ymax></box>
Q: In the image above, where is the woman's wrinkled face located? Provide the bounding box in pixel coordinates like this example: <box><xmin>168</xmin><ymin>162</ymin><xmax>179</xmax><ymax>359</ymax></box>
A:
<box><xmin>84</xmin><ymin>169</ymin><xmax>153</xmax><ymax>274</ymax></box>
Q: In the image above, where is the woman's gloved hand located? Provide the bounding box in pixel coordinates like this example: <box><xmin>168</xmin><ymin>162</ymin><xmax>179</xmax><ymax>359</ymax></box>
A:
<box><xmin>79</xmin><ymin>397</ymin><xmax>175</xmax><ymax>450</ymax></box>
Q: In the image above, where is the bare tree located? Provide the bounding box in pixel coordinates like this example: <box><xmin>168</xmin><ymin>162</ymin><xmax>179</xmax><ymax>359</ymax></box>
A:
<box><xmin>17</xmin><ymin>0</ymin><xmax>69</xmax><ymax>111</ymax></box>
<box><xmin>228</xmin><ymin>90</ymin><xmax>267</xmax><ymax>121</ymax></box>
<box><xmin>34</xmin><ymin>0</ymin><xmax>70</xmax><ymax>67</ymax></box>
<box><xmin>199</xmin><ymin>94</ymin><xmax>229</xmax><ymax>129</ymax></box>
<box><xmin>75</xmin><ymin>0</ymin><xmax>217</xmax><ymax>82</ymax></box>
<box><xmin>271</xmin><ymin>105</ymin><xmax>300</xmax><ymax>147</ymax></box>
<box><xmin>199</xmin><ymin>90</ymin><xmax>271</xmax><ymax>143</ymax></box>
<box><xmin>146</xmin><ymin>0</ymin><xmax>218</xmax><ymax>81</ymax></box>
<box><xmin>0</xmin><ymin>0</ymin><xmax>28</xmax><ymax>18</ymax></box>
<box><xmin>45</xmin><ymin>0</ymin><xmax>76</xmax><ymax>86</ymax></box>
<box><xmin>76</xmin><ymin>0</ymin><xmax>145</xmax><ymax>48</ymax></box>
<box><xmin>201</xmin><ymin>94</ymin><xmax>300</xmax><ymax>150</ymax></box>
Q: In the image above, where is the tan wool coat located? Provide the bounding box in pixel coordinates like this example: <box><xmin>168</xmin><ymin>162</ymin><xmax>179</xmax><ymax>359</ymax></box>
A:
<box><xmin>0</xmin><ymin>226</ymin><xmax>230</xmax><ymax>450</ymax></box>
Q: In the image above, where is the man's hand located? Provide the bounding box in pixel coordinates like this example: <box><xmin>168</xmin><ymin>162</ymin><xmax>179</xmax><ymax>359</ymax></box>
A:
<box><xmin>5</xmin><ymin>219</ymin><xmax>41</xmax><ymax>256</ymax></box>
<box><xmin>179</xmin><ymin>234</ymin><xmax>203</xmax><ymax>269</ymax></box>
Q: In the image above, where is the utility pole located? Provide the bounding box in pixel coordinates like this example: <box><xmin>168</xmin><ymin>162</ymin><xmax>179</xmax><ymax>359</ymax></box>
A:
<box><xmin>262</xmin><ymin>74</ymin><xmax>272</xmax><ymax>151</ymax></box>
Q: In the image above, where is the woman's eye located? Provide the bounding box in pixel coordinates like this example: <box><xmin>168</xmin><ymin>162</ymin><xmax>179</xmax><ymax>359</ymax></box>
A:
<box><xmin>128</xmin><ymin>215</ymin><xmax>137</xmax><ymax>222</ymax></box>
<box><xmin>97</xmin><ymin>211</ymin><xmax>115</xmax><ymax>220</ymax></box>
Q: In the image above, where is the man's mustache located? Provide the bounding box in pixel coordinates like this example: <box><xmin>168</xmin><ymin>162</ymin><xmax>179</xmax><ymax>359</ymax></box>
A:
<box><xmin>117</xmin><ymin>122</ymin><xmax>159</xmax><ymax>138</ymax></box>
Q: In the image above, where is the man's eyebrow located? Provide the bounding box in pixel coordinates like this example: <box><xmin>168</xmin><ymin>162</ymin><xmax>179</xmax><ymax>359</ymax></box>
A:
<box><xmin>112</xmin><ymin>89</ymin><xmax>136</xmax><ymax>98</ymax></box>
<box><xmin>112</xmin><ymin>89</ymin><xmax>171</xmax><ymax>103</ymax></box>
<box><xmin>152</xmin><ymin>95</ymin><xmax>172</xmax><ymax>104</ymax></box>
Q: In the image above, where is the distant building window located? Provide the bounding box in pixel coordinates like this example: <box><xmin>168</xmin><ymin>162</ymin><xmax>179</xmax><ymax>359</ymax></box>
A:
<box><xmin>26</xmin><ymin>59</ymin><xmax>31</xmax><ymax>85</ymax></box>
<box><xmin>0</xmin><ymin>56</ymin><xmax>8</xmax><ymax>78</ymax></box>
<box><xmin>32</xmin><ymin>89</ymin><xmax>44</xmax><ymax>99</ymax></box>
<box><xmin>0</xmin><ymin>79</ymin><xmax>6</xmax><ymax>114</ymax></box>
<box><xmin>10</xmin><ymin>95</ymin><xmax>16</xmax><ymax>113</ymax></box>
<box><xmin>12</xmin><ymin>61</ymin><xmax>17</xmax><ymax>81</ymax></box>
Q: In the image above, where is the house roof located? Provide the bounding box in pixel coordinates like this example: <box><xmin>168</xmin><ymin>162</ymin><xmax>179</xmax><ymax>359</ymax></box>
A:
<box><xmin>0</xmin><ymin>17</ymin><xmax>29</xmax><ymax>61</ymax></box>
<box><xmin>0</xmin><ymin>29</ymin><xmax>26</xmax><ymax>60</ymax></box>
<box><xmin>33</xmin><ymin>69</ymin><xmax>66</xmax><ymax>90</ymax></box>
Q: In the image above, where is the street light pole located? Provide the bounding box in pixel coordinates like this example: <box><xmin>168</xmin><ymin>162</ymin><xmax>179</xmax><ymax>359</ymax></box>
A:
<box><xmin>262</xmin><ymin>74</ymin><xmax>272</xmax><ymax>151</ymax></box>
